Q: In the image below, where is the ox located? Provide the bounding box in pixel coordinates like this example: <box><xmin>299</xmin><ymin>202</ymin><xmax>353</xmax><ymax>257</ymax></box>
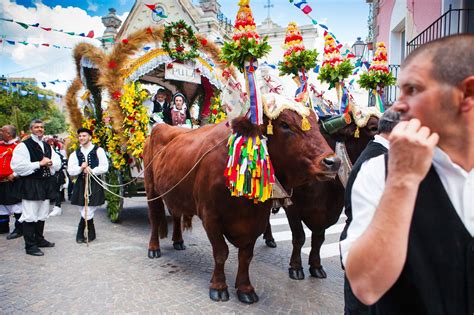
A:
<box><xmin>263</xmin><ymin>109</ymin><xmax>380</xmax><ymax>280</ymax></box>
<box><xmin>143</xmin><ymin>99</ymin><xmax>340</xmax><ymax>303</ymax></box>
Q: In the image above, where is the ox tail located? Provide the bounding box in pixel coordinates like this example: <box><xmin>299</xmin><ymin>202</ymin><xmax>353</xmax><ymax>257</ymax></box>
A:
<box><xmin>159</xmin><ymin>205</ymin><xmax>168</xmax><ymax>239</ymax></box>
<box><xmin>182</xmin><ymin>215</ymin><xmax>193</xmax><ymax>231</ymax></box>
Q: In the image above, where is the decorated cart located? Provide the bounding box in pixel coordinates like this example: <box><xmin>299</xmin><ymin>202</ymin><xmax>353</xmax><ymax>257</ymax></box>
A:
<box><xmin>65</xmin><ymin>21</ymin><xmax>239</xmax><ymax>222</ymax></box>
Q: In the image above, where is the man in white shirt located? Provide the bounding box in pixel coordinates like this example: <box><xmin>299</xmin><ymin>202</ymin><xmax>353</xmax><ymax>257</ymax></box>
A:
<box><xmin>67</xmin><ymin>128</ymin><xmax>109</xmax><ymax>243</ymax></box>
<box><xmin>11</xmin><ymin>119</ymin><xmax>61</xmax><ymax>256</ymax></box>
<box><xmin>340</xmin><ymin>34</ymin><xmax>474</xmax><ymax>314</ymax></box>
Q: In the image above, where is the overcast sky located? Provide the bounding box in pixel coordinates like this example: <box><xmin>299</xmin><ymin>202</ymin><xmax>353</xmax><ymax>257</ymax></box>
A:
<box><xmin>0</xmin><ymin>0</ymin><xmax>370</xmax><ymax>94</ymax></box>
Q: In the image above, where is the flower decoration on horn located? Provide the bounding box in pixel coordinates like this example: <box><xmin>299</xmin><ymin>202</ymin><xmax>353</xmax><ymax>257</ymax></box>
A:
<box><xmin>221</xmin><ymin>0</ymin><xmax>274</xmax><ymax>203</ymax></box>
<box><xmin>358</xmin><ymin>42</ymin><xmax>396</xmax><ymax>113</ymax></box>
<box><xmin>279</xmin><ymin>22</ymin><xmax>318</xmax><ymax>103</ymax></box>
<box><xmin>318</xmin><ymin>31</ymin><xmax>354</xmax><ymax>111</ymax></box>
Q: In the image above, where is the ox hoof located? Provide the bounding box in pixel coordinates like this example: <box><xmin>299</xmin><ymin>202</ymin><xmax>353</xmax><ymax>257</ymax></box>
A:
<box><xmin>173</xmin><ymin>241</ymin><xmax>186</xmax><ymax>250</ymax></box>
<box><xmin>147</xmin><ymin>249</ymin><xmax>161</xmax><ymax>259</ymax></box>
<box><xmin>309</xmin><ymin>266</ymin><xmax>327</xmax><ymax>278</ymax></box>
<box><xmin>209</xmin><ymin>288</ymin><xmax>229</xmax><ymax>302</ymax></box>
<box><xmin>265</xmin><ymin>239</ymin><xmax>277</xmax><ymax>248</ymax></box>
<box><xmin>289</xmin><ymin>267</ymin><xmax>305</xmax><ymax>280</ymax></box>
<box><xmin>237</xmin><ymin>290</ymin><xmax>259</xmax><ymax>304</ymax></box>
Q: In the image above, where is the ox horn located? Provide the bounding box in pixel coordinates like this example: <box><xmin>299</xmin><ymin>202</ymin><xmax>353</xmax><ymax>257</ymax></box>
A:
<box><xmin>321</xmin><ymin>114</ymin><xmax>351</xmax><ymax>134</ymax></box>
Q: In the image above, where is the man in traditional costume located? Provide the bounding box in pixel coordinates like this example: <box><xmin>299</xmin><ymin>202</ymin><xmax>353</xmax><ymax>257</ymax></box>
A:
<box><xmin>0</xmin><ymin>125</ymin><xmax>22</xmax><ymax>239</ymax></box>
<box><xmin>149</xmin><ymin>88</ymin><xmax>172</xmax><ymax>125</ymax></box>
<box><xmin>67</xmin><ymin>128</ymin><xmax>109</xmax><ymax>243</ymax></box>
<box><xmin>11</xmin><ymin>119</ymin><xmax>61</xmax><ymax>256</ymax></box>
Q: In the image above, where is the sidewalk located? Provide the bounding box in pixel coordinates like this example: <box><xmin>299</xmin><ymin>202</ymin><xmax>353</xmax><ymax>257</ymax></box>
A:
<box><xmin>0</xmin><ymin>200</ymin><xmax>344</xmax><ymax>314</ymax></box>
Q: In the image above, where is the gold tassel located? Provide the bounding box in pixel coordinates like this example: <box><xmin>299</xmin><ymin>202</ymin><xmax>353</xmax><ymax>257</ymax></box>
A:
<box><xmin>301</xmin><ymin>115</ymin><xmax>311</xmax><ymax>131</ymax></box>
<box><xmin>267</xmin><ymin>120</ymin><xmax>273</xmax><ymax>135</ymax></box>
<box><xmin>354</xmin><ymin>126</ymin><xmax>360</xmax><ymax>138</ymax></box>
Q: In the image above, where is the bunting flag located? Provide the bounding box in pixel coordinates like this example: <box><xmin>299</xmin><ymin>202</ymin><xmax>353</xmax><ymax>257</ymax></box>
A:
<box><xmin>144</xmin><ymin>4</ymin><xmax>168</xmax><ymax>18</ymax></box>
<box><xmin>288</xmin><ymin>0</ymin><xmax>344</xmax><ymax>47</ymax></box>
<box><xmin>340</xmin><ymin>85</ymin><xmax>350</xmax><ymax>114</ymax></box>
<box><xmin>0</xmin><ymin>38</ymin><xmax>72</xmax><ymax>49</ymax></box>
<box><xmin>0</xmin><ymin>17</ymin><xmax>96</xmax><ymax>39</ymax></box>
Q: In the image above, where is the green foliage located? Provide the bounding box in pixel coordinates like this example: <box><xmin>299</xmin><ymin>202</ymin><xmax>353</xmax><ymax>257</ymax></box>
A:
<box><xmin>105</xmin><ymin>169</ymin><xmax>123</xmax><ymax>223</ymax></box>
<box><xmin>318</xmin><ymin>60</ymin><xmax>354</xmax><ymax>88</ymax></box>
<box><xmin>162</xmin><ymin>20</ymin><xmax>200</xmax><ymax>62</ymax></box>
<box><xmin>220</xmin><ymin>37</ymin><xmax>271</xmax><ymax>71</ymax></box>
<box><xmin>44</xmin><ymin>108</ymin><xmax>67</xmax><ymax>135</ymax></box>
<box><xmin>278</xmin><ymin>49</ymin><xmax>318</xmax><ymax>76</ymax></box>
<box><xmin>358</xmin><ymin>70</ymin><xmax>396</xmax><ymax>90</ymax></box>
<box><xmin>0</xmin><ymin>90</ymin><xmax>67</xmax><ymax>134</ymax></box>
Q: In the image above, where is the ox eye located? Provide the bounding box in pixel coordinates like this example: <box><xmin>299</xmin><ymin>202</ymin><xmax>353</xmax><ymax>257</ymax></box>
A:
<box><xmin>280</xmin><ymin>122</ymin><xmax>291</xmax><ymax>131</ymax></box>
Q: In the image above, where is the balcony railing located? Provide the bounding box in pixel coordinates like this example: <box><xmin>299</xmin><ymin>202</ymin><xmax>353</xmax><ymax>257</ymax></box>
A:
<box><xmin>407</xmin><ymin>5</ymin><xmax>474</xmax><ymax>54</ymax></box>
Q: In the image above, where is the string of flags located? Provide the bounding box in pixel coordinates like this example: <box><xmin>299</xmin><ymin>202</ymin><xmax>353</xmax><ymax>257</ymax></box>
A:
<box><xmin>1</xmin><ymin>79</ymin><xmax>71</xmax><ymax>89</ymax></box>
<box><xmin>0</xmin><ymin>38</ymin><xmax>72</xmax><ymax>49</ymax></box>
<box><xmin>0</xmin><ymin>17</ymin><xmax>95</xmax><ymax>39</ymax></box>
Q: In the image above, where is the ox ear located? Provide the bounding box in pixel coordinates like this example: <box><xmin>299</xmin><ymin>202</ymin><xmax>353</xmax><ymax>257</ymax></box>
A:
<box><xmin>231</xmin><ymin>116</ymin><xmax>262</xmax><ymax>137</ymax></box>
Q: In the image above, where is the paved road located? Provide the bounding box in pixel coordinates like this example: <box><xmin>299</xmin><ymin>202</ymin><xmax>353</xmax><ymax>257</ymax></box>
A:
<box><xmin>1</xmin><ymin>198</ymin><xmax>344</xmax><ymax>314</ymax></box>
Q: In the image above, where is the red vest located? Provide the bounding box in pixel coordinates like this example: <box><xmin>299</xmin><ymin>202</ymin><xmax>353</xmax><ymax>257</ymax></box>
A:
<box><xmin>0</xmin><ymin>141</ymin><xmax>17</xmax><ymax>180</ymax></box>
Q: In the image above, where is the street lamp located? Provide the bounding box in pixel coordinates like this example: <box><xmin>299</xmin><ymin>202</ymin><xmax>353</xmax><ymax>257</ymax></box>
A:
<box><xmin>351</xmin><ymin>37</ymin><xmax>367</xmax><ymax>61</ymax></box>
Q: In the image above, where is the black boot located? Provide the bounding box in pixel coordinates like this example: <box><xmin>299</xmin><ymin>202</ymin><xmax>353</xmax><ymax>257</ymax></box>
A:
<box><xmin>7</xmin><ymin>213</ymin><xmax>23</xmax><ymax>240</ymax></box>
<box><xmin>76</xmin><ymin>218</ymin><xmax>85</xmax><ymax>243</ymax></box>
<box><xmin>87</xmin><ymin>218</ymin><xmax>96</xmax><ymax>242</ymax></box>
<box><xmin>35</xmin><ymin>221</ymin><xmax>55</xmax><ymax>248</ymax></box>
<box><xmin>24</xmin><ymin>222</ymin><xmax>43</xmax><ymax>256</ymax></box>
<box><xmin>0</xmin><ymin>215</ymin><xmax>9</xmax><ymax>234</ymax></box>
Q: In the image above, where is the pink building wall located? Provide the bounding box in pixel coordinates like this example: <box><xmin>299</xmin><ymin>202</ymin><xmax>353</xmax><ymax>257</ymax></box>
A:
<box><xmin>375</xmin><ymin>0</ymin><xmax>442</xmax><ymax>45</ymax></box>
<box><xmin>408</xmin><ymin>0</ymin><xmax>442</xmax><ymax>33</ymax></box>
<box><xmin>375</xmin><ymin>0</ymin><xmax>395</xmax><ymax>44</ymax></box>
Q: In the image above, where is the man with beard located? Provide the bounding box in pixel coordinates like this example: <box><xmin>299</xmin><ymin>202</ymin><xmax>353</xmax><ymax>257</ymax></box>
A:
<box><xmin>11</xmin><ymin>119</ymin><xmax>61</xmax><ymax>256</ymax></box>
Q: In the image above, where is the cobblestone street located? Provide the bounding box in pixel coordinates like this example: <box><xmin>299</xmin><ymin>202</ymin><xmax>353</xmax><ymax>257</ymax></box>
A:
<box><xmin>1</xmin><ymin>199</ymin><xmax>344</xmax><ymax>314</ymax></box>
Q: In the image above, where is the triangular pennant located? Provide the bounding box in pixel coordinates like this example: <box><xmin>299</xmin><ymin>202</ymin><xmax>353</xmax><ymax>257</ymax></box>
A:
<box><xmin>145</xmin><ymin>4</ymin><xmax>156</xmax><ymax>10</ymax></box>
<box><xmin>6</xmin><ymin>40</ymin><xmax>15</xmax><ymax>45</ymax></box>
<box><xmin>41</xmin><ymin>82</ymin><xmax>46</xmax><ymax>87</ymax></box>
<box><xmin>30</xmin><ymin>23</ymin><xmax>39</xmax><ymax>27</ymax></box>
<box><xmin>15</xmin><ymin>22</ymin><xmax>29</xmax><ymax>29</ymax></box>
<box><xmin>41</xmin><ymin>27</ymin><xmax>52</xmax><ymax>31</ymax></box>
<box><xmin>19</xmin><ymin>41</ymin><xmax>28</xmax><ymax>45</ymax></box>
<box><xmin>78</xmin><ymin>33</ymin><xmax>85</xmax><ymax>37</ymax></box>
<box><xmin>65</xmin><ymin>32</ymin><xmax>75</xmax><ymax>36</ymax></box>
<box><xmin>0</xmin><ymin>18</ymin><xmax>14</xmax><ymax>22</ymax></box>
<box><xmin>42</xmin><ymin>43</ymin><xmax>50</xmax><ymax>47</ymax></box>
<box><xmin>86</xmin><ymin>30</ymin><xmax>94</xmax><ymax>38</ymax></box>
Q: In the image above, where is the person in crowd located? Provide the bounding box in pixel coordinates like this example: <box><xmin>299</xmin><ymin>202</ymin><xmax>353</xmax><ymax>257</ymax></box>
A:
<box><xmin>149</xmin><ymin>88</ymin><xmax>172</xmax><ymax>125</ymax></box>
<box><xmin>46</xmin><ymin>137</ymin><xmax>67</xmax><ymax>217</ymax></box>
<box><xmin>170</xmin><ymin>92</ymin><xmax>192</xmax><ymax>128</ymax></box>
<box><xmin>0</xmin><ymin>125</ymin><xmax>22</xmax><ymax>239</ymax></box>
<box><xmin>11</xmin><ymin>119</ymin><xmax>61</xmax><ymax>256</ymax></box>
<box><xmin>67</xmin><ymin>128</ymin><xmax>109</xmax><ymax>243</ymax></box>
<box><xmin>339</xmin><ymin>109</ymin><xmax>400</xmax><ymax>314</ymax></box>
<box><xmin>340</xmin><ymin>34</ymin><xmax>474</xmax><ymax>314</ymax></box>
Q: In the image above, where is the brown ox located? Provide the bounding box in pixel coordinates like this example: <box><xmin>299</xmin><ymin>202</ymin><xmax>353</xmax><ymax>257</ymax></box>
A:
<box><xmin>143</xmin><ymin>109</ymin><xmax>340</xmax><ymax>304</ymax></box>
<box><xmin>263</xmin><ymin>113</ymin><xmax>380</xmax><ymax>280</ymax></box>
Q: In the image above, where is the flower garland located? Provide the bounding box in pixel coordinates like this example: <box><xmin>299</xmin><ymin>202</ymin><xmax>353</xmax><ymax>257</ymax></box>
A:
<box><xmin>162</xmin><ymin>20</ymin><xmax>200</xmax><ymax>62</ymax></box>
<box><xmin>119</xmin><ymin>82</ymin><xmax>149</xmax><ymax>160</ymax></box>
<box><xmin>318</xmin><ymin>31</ymin><xmax>353</xmax><ymax>89</ymax></box>
<box><xmin>358</xmin><ymin>42</ymin><xmax>396</xmax><ymax>91</ymax></box>
<box><xmin>208</xmin><ymin>91</ymin><xmax>227</xmax><ymax>124</ymax></box>
<box><xmin>278</xmin><ymin>22</ymin><xmax>318</xmax><ymax>77</ymax></box>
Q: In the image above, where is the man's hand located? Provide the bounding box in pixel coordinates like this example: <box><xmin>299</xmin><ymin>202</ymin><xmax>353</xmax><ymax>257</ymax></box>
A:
<box><xmin>81</xmin><ymin>162</ymin><xmax>88</xmax><ymax>170</ymax></box>
<box><xmin>388</xmin><ymin>118</ymin><xmax>439</xmax><ymax>185</ymax></box>
<box><xmin>39</xmin><ymin>157</ymin><xmax>52</xmax><ymax>167</ymax></box>
<box><xmin>7</xmin><ymin>174</ymin><xmax>15</xmax><ymax>182</ymax></box>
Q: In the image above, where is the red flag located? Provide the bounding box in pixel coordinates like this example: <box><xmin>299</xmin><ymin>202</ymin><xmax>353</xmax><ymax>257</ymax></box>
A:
<box><xmin>86</xmin><ymin>30</ymin><xmax>94</xmax><ymax>38</ymax></box>
<box><xmin>41</xmin><ymin>27</ymin><xmax>52</xmax><ymax>31</ymax></box>
<box><xmin>145</xmin><ymin>4</ymin><xmax>156</xmax><ymax>10</ymax></box>
<box><xmin>42</xmin><ymin>43</ymin><xmax>50</xmax><ymax>47</ymax></box>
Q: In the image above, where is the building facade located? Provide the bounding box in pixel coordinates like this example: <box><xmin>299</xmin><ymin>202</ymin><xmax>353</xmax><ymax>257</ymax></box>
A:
<box><xmin>367</xmin><ymin>0</ymin><xmax>474</xmax><ymax>65</ymax></box>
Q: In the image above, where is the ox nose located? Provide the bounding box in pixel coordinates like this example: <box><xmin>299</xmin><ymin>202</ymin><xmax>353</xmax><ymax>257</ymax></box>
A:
<box><xmin>322</xmin><ymin>156</ymin><xmax>341</xmax><ymax>172</ymax></box>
